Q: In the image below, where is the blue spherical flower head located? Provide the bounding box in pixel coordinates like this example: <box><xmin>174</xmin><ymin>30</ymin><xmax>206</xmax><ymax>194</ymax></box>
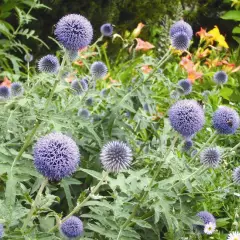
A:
<box><xmin>90</xmin><ymin>61</ymin><xmax>108</xmax><ymax>80</ymax></box>
<box><xmin>0</xmin><ymin>224</ymin><xmax>4</xmax><ymax>238</ymax></box>
<box><xmin>0</xmin><ymin>86</ymin><xmax>10</xmax><ymax>100</ymax></box>
<box><xmin>100</xmin><ymin>23</ymin><xmax>113</xmax><ymax>36</ymax></box>
<box><xmin>178</xmin><ymin>79</ymin><xmax>192</xmax><ymax>95</ymax></box>
<box><xmin>213</xmin><ymin>106</ymin><xmax>240</xmax><ymax>134</ymax></box>
<box><xmin>195</xmin><ymin>211</ymin><xmax>216</xmax><ymax>234</ymax></box>
<box><xmin>71</xmin><ymin>78</ymin><xmax>88</xmax><ymax>95</ymax></box>
<box><xmin>213</xmin><ymin>71</ymin><xmax>228</xmax><ymax>84</ymax></box>
<box><xmin>200</xmin><ymin>147</ymin><xmax>221</xmax><ymax>168</ymax></box>
<box><xmin>11</xmin><ymin>82</ymin><xmax>24</xmax><ymax>97</ymax></box>
<box><xmin>233</xmin><ymin>167</ymin><xmax>240</xmax><ymax>184</ymax></box>
<box><xmin>34</xmin><ymin>133</ymin><xmax>80</xmax><ymax>181</ymax></box>
<box><xmin>171</xmin><ymin>31</ymin><xmax>190</xmax><ymax>51</ymax></box>
<box><xmin>100</xmin><ymin>141</ymin><xmax>133</xmax><ymax>172</ymax></box>
<box><xmin>60</xmin><ymin>216</ymin><xmax>83</xmax><ymax>238</ymax></box>
<box><xmin>55</xmin><ymin>14</ymin><xmax>93</xmax><ymax>50</ymax></box>
<box><xmin>86</xmin><ymin>97</ymin><xmax>93</xmax><ymax>106</ymax></box>
<box><xmin>170</xmin><ymin>20</ymin><xmax>193</xmax><ymax>39</ymax></box>
<box><xmin>168</xmin><ymin>100</ymin><xmax>205</xmax><ymax>138</ymax></box>
<box><xmin>183</xmin><ymin>139</ymin><xmax>193</xmax><ymax>151</ymax></box>
<box><xmin>38</xmin><ymin>54</ymin><xmax>60</xmax><ymax>73</ymax></box>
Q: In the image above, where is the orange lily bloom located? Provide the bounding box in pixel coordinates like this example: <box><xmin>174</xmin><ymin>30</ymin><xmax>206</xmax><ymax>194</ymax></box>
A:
<box><xmin>196</xmin><ymin>27</ymin><xmax>212</xmax><ymax>39</ymax></box>
<box><xmin>141</xmin><ymin>65</ymin><xmax>152</xmax><ymax>74</ymax></box>
<box><xmin>135</xmin><ymin>38</ymin><xmax>155</xmax><ymax>51</ymax></box>
<box><xmin>131</xmin><ymin>23</ymin><xmax>145</xmax><ymax>38</ymax></box>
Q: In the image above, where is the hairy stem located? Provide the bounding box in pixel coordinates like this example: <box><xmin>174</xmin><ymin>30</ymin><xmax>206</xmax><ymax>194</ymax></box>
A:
<box><xmin>48</xmin><ymin>171</ymin><xmax>108</xmax><ymax>233</ymax></box>
<box><xmin>21</xmin><ymin>178</ymin><xmax>48</xmax><ymax>232</ymax></box>
<box><xmin>117</xmin><ymin>135</ymin><xmax>178</xmax><ymax>239</ymax></box>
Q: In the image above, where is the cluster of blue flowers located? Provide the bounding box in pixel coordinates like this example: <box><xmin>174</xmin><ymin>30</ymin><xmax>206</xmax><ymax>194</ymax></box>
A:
<box><xmin>0</xmin><ymin>82</ymin><xmax>24</xmax><ymax>100</ymax></box>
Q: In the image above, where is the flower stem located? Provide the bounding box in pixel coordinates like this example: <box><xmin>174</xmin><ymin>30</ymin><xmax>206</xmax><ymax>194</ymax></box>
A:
<box><xmin>21</xmin><ymin>178</ymin><xmax>48</xmax><ymax>232</ymax></box>
<box><xmin>48</xmin><ymin>171</ymin><xmax>108</xmax><ymax>233</ymax></box>
<box><xmin>117</xmin><ymin>135</ymin><xmax>178</xmax><ymax>239</ymax></box>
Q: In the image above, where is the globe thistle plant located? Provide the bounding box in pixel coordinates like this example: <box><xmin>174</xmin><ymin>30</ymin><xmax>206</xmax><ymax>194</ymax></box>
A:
<box><xmin>170</xmin><ymin>20</ymin><xmax>193</xmax><ymax>39</ymax></box>
<box><xmin>233</xmin><ymin>167</ymin><xmax>240</xmax><ymax>184</ymax></box>
<box><xmin>227</xmin><ymin>231</ymin><xmax>240</xmax><ymax>240</ymax></box>
<box><xmin>0</xmin><ymin>224</ymin><xmax>3</xmax><ymax>238</ymax></box>
<box><xmin>54</xmin><ymin>14</ymin><xmax>93</xmax><ymax>50</ymax></box>
<box><xmin>33</xmin><ymin>132</ymin><xmax>80</xmax><ymax>181</ymax></box>
<box><xmin>100</xmin><ymin>141</ymin><xmax>133</xmax><ymax>172</ymax></box>
<box><xmin>200</xmin><ymin>147</ymin><xmax>221</xmax><ymax>168</ymax></box>
<box><xmin>71</xmin><ymin>79</ymin><xmax>88</xmax><ymax>95</ymax></box>
<box><xmin>11</xmin><ymin>82</ymin><xmax>24</xmax><ymax>97</ymax></box>
<box><xmin>204</xmin><ymin>222</ymin><xmax>216</xmax><ymax>235</ymax></box>
<box><xmin>178</xmin><ymin>79</ymin><xmax>192</xmax><ymax>95</ymax></box>
<box><xmin>100</xmin><ymin>23</ymin><xmax>113</xmax><ymax>36</ymax></box>
<box><xmin>212</xmin><ymin>106</ymin><xmax>240</xmax><ymax>134</ymax></box>
<box><xmin>38</xmin><ymin>54</ymin><xmax>60</xmax><ymax>73</ymax></box>
<box><xmin>60</xmin><ymin>216</ymin><xmax>83</xmax><ymax>238</ymax></box>
<box><xmin>171</xmin><ymin>31</ymin><xmax>190</xmax><ymax>51</ymax></box>
<box><xmin>0</xmin><ymin>86</ymin><xmax>10</xmax><ymax>100</ymax></box>
<box><xmin>168</xmin><ymin>99</ymin><xmax>205</xmax><ymax>138</ymax></box>
<box><xmin>213</xmin><ymin>71</ymin><xmax>228</xmax><ymax>84</ymax></box>
<box><xmin>90</xmin><ymin>61</ymin><xmax>108</xmax><ymax>79</ymax></box>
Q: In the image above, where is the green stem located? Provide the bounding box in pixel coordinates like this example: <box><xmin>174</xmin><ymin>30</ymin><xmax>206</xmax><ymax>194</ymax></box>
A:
<box><xmin>9</xmin><ymin>53</ymin><xmax>67</xmax><ymax>174</ymax></box>
<box><xmin>117</xmin><ymin>135</ymin><xmax>178</xmax><ymax>239</ymax></box>
<box><xmin>189</xmin><ymin>131</ymin><xmax>218</xmax><ymax>165</ymax></box>
<box><xmin>102</xmin><ymin>45</ymin><xmax>111</xmax><ymax>72</ymax></box>
<box><xmin>21</xmin><ymin>178</ymin><xmax>48</xmax><ymax>232</ymax></box>
<box><xmin>27</xmin><ymin>62</ymin><xmax>30</xmax><ymax>84</ymax></box>
<box><xmin>48</xmin><ymin>171</ymin><xmax>108</xmax><ymax>233</ymax></box>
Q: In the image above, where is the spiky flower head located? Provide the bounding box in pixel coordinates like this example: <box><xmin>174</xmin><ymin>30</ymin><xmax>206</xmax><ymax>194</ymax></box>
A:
<box><xmin>34</xmin><ymin>132</ymin><xmax>80</xmax><ymax>181</ymax></box>
<box><xmin>0</xmin><ymin>86</ymin><xmax>10</xmax><ymax>100</ymax></box>
<box><xmin>183</xmin><ymin>139</ymin><xmax>193</xmax><ymax>151</ymax></box>
<box><xmin>24</xmin><ymin>53</ymin><xmax>33</xmax><ymax>62</ymax></box>
<box><xmin>71</xmin><ymin>79</ymin><xmax>88</xmax><ymax>95</ymax></box>
<box><xmin>11</xmin><ymin>82</ymin><xmax>24</xmax><ymax>97</ymax></box>
<box><xmin>38</xmin><ymin>54</ymin><xmax>60</xmax><ymax>73</ymax></box>
<box><xmin>60</xmin><ymin>216</ymin><xmax>83</xmax><ymax>238</ymax></box>
<box><xmin>54</xmin><ymin>14</ymin><xmax>93</xmax><ymax>50</ymax></box>
<box><xmin>100</xmin><ymin>141</ymin><xmax>133</xmax><ymax>172</ymax></box>
<box><xmin>178</xmin><ymin>79</ymin><xmax>192</xmax><ymax>95</ymax></box>
<box><xmin>78</xmin><ymin>108</ymin><xmax>90</xmax><ymax>118</ymax></box>
<box><xmin>0</xmin><ymin>224</ymin><xmax>4</xmax><ymax>238</ymax></box>
<box><xmin>233</xmin><ymin>167</ymin><xmax>240</xmax><ymax>185</ymax></box>
<box><xmin>86</xmin><ymin>97</ymin><xmax>93</xmax><ymax>106</ymax></box>
<box><xmin>170</xmin><ymin>20</ymin><xmax>193</xmax><ymax>39</ymax></box>
<box><xmin>212</xmin><ymin>106</ymin><xmax>240</xmax><ymax>134</ymax></box>
<box><xmin>227</xmin><ymin>231</ymin><xmax>240</xmax><ymax>240</ymax></box>
<box><xmin>90</xmin><ymin>61</ymin><xmax>108</xmax><ymax>80</ymax></box>
<box><xmin>200</xmin><ymin>147</ymin><xmax>221</xmax><ymax>168</ymax></box>
<box><xmin>168</xmin><ymin>99</ymin><xmax>205</xmax><ymax>138</ymax></box>
<box><xmin>204</xmin><ymin>222</ymin><xmax>216</xmax><ymax>235</ymax></box>
<box><xmin>197</xmin><ymin>211</ymin><xmax>216</xmax><ymax>224</ymax></box>
<box><xmin>100</xmin><ymin>23</ymin><xmax>113</xmax><ymax>37</ymax></box>
<box><xmin>213</xmin><ymin>71</ymin><xmax>228</xmax><ymax>84</ymax></box>
<box><xmin>171</xmin><ymin>31</ymin><xmax>190</xmax><ymax>51</ymax></box>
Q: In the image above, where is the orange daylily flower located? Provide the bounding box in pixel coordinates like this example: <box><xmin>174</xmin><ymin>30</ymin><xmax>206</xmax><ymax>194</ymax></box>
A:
<box><xmin>135</xmin><ymin>38</ymin><xmax>155</xmax><ymax>51</ymax></box>
<box><xmin>0</xmin><ymin>77</ymin><xmax>11</xmax><ymax>87</ymax></box>
<box><xmin>196</xmin><ymin>48</ymin><xmax>211</xmax><ymax>59</ymax></box>
<box><xmin>196</xmin><ymin>27</ymin><xmax>212</xmax><ymax>39</ymax></box>
<box><xmin>141</xmin><ymin>65</ymin><xmax>152</xmax><ymax>74</ymax></box>
<box><xmin>187</xmin><ymin>70</ymin><xmax>203</xmax><ymax>83</ymax></box>
<box><xmin>131</xmin><ymin>23</ymin><xmax>145</xmax><ymax>38</ymax></box>
<box><xmin>180</xmin><ymin>56</ymin><xmax>194</xmax><ymax>72</ymax></box>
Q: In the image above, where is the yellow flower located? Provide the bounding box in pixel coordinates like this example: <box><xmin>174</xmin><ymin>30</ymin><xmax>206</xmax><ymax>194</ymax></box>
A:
<box><xmin>208</xmin><ymin>26</ymin><xmax>229</xmax><ymax>48</ymax></box>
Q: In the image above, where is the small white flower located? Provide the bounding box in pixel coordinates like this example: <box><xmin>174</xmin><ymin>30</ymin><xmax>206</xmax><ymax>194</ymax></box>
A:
<box><xmin>227</xmin><ymin>232</ymin><xmax>240</xmax><ymax>240</ymax></box>
<box><xmin>204</xmin><ymin>222</ymin><xmax>216</xmax><ymax>235</ymax></box>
